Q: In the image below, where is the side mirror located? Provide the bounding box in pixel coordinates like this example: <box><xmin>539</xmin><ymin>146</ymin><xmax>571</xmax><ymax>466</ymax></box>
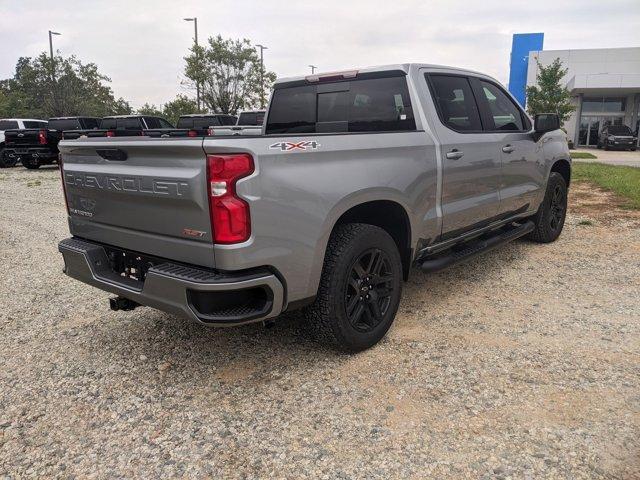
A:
<box><xmin>534</xmin><ymin>113</ymin><xmax>560</xmax><ymax>134</ymax></box>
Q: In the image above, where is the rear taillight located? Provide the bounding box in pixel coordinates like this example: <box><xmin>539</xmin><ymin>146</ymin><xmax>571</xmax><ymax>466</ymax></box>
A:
<box><xmin>206</xmin><ymin>154</ymin><xmax>254</xmax><ymax>244</ymax></box>
<box><xmin>106</xmin><ymin>130</ymin><xmax>115</xmax><ymax>137</ymax></box>
<box><xmin>207</xmin><ymin>128</ymin><xmax>215</xmax><ymax>136</ymax></box>
<box><xmin>38</xmin><ymin>129</ymin><xmax>47</xmax><ymax>145</ymax></box>
<box><xmin>188</xmin><ymin>129</ymin><xmax>198</xmax><ymax>137</ymax></box>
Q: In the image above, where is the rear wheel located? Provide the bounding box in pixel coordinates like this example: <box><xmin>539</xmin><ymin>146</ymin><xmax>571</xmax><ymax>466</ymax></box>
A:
<box><xmin>22</xmin><ymin>156</ymin><xmax>40</xmax><ymax>169</ymax></box>
<box><xmin>303</xmin><ymin>223</ymin><xmax>402</xmax><ymax>352</ymax></box>
<box><xmin>527</xmin><ymin>172</ymin><xmax>568</xmax><ymax>243</ymax></box>
<box><xmin>0</xmin><ymin>149</ymin><xmax>17</xmax><ymax>168</ymax></box>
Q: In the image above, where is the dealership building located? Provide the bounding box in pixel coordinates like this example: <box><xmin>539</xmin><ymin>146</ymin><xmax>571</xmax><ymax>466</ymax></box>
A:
<box><xmin>508</xmin><ymin>33</ymin><xmax>640</xmax><ymax>148</ymax></box>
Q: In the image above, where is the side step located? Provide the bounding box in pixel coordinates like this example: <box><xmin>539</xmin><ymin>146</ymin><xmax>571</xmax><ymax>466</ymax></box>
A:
<box><xmin>420</xmin><ymin>221</ymin><xmax>535</xmax><ymax>273</ymax></box>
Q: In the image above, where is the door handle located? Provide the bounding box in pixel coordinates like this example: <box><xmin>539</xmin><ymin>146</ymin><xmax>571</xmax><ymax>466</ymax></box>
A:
<box><xmin>502</xmin><ymin>144</ymin><xmax>515</xmax><ymax>154</ymax></box>
<box><xmin>445</xmin><ymin>149</ymin><xmax>464</xmax><ymax>160</ymax></box>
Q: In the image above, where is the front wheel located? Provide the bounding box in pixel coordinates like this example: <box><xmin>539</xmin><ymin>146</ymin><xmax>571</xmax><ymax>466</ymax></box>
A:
<box><xmin>303</xmin><ymin>223</ymin><xmax>403</xmax><ymax>352</ymax></box>
<box><xmin>527</xmin><ymin>172</ymin><xmax>568</xmax><ymax>243</ymax></box>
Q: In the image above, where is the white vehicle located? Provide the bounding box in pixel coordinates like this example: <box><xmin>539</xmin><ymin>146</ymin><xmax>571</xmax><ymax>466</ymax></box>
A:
<box><xmin>209</xmin><ymin>110</ymin><xmax>265</xmax><ymax>136</ymax></box>
<box><xmin>0</xmin><ymin>118</ymin><xmax>48</xmax><ymax>168</ymax></box>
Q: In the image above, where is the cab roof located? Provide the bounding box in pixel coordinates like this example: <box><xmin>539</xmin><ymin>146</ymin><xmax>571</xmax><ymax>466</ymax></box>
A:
<box><xmin>275</xmin><ymin>63</ymin><xmax>493</xmax><ymax>86</ymax></box>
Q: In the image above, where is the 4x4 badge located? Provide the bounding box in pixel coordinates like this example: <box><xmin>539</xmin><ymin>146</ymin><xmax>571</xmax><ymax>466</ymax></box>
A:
<box><xmin>269</xmin><ymin>141</ymin><xmax>320</xmax><ymax>152</ymax></box>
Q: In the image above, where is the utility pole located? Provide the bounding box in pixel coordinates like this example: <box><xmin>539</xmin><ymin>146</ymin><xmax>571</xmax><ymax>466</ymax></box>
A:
<box><xmin>49</xmin><ymin>30</ymin><xmax>61</xmax><ymax>114</ymax></box>
<box><xmin>309</xmin><ymin>65</ymin><xmax>317</xmax><ymax>74</ymax></box>
<box><xmin>184</xmin><ymin>17</ymin><xmax>200</xmax><ymax>111</ymax></box>
<box><xmin>255</xmin><ymin>44</ymin><xmax>268</xmax><ymax>109</ymax></box>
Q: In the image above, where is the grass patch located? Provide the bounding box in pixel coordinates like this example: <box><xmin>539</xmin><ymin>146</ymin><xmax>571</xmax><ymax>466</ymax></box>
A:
<box><xmin>577</xmin><ymin>219</ymin><xmax>594</xmax><ymax>226</ymax></box>
<box><xmin>573</xmin><ymin>162</ymin><xmax>640</xmax><ymax>209</ymax></box>
<box><xmin>571</xmin><ymin>152</ymin><xmax>597</xmax><ymax>159</ymax></box>
<box><xmin>26</xmin><ymin>180</ymin><xmax>41</xmax><ymax>187</ymax></box>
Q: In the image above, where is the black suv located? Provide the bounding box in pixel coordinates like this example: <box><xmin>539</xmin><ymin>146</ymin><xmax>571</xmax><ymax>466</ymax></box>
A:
<box><xmin>597</xmin><ymin>125</ymin><xmax>637</xmax><ymax>151</ymax></box>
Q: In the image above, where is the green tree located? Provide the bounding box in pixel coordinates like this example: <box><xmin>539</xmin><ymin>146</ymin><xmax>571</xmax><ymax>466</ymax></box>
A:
<box><xmin>525</xmin><ymin>58</ymin><xmax>575</xmax><ymax>125</ymax></box>
<box><xmin>161</xmin><ymin>95</ymin><xmax>199</xmax><ymax>125</ymax></box>
<box><xmin>184</xmin><ymin>36</ymin><xmax>276</xmax><ymax>114</ymax></box>
<box><xmin>0</xmin><ymin>53</ymin><xmax>131</xmax><ymax>118</ymax></box>
<box><xmin>136</xmin><ymin>103</ymin><xmax>163</xmax><ymax>117</ymax></box>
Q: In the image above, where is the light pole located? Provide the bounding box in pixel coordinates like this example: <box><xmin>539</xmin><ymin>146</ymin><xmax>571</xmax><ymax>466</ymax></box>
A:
<box><xmin>309</xmin><ymin>64</ymin><xmax>317</xmax><ymax>74</ymax></box>
<box><xmin>255</xmin><ymin>44</ymin><xmax>268</xmax><ymax>109</ymax></box>
<box><xmin>49</xmin><ymin>30</ymin><xmax>61</xmax><ymax>114</ymax></box>
<box><xmin>184</xmin><ymin>17</ymin><xmax>200</xmax><ymax>111</ymax></box>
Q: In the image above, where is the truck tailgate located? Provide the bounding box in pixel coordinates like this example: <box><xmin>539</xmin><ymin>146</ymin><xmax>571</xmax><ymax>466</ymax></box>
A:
<box><xmin>58</xmin><ymin>137</ymin><xmax>215</xmax><ymax>268</ymax></box>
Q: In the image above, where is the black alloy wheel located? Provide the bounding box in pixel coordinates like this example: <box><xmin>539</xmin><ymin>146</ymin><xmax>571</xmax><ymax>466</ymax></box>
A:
<box><xmin>345</xmin><ymin>248</ymin><xmax>394</xmax><ymax>333</ymax></box>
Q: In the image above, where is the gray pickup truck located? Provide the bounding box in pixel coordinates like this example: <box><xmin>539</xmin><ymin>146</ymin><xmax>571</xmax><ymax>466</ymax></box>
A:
<box><xmin>58</xmin><ymin>64</ymin><xmax>570</xmax><ymax>351</ymax></box>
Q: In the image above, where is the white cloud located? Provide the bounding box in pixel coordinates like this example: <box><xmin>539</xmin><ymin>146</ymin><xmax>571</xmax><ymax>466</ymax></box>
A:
<box><xmin>1</xmin><ymin>0</ymin><xmax>638</xmax><ymax>108</ymax></box>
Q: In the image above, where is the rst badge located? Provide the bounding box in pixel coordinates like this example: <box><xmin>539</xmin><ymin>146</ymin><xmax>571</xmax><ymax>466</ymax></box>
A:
<box><xmin>269</xmin><ymin>140</ymin><xmax>320</xmax><ymax>152</ymax></box>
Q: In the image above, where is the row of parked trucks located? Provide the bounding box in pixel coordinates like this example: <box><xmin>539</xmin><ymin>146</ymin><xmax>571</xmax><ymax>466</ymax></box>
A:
<box><xmin>0</xmin><ymin>110</ymin><xmax>265</xmax><ymax>169</ymax></box>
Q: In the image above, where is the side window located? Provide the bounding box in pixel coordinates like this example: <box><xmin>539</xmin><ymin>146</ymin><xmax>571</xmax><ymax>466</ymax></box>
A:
<box><xmin>0</xmin><ymin>120</ymin><xmax>19</xmax><ymax>130</ymax></box>
<box><xmin>427</xmin><ymin>74</ymin><xmax>482</xmax><ymax>131</ymax></box>
<box><xmin>477</xmin><ymin>81</ymin><xmax>524</xmax><ymax>131</ymax></box>
<box><xmin>158</xmin><ymin>118</ymin><xmax>174</xmax><ymax>128</ymax></box>
<box><xmin>348</xmin><ymin>77</ymin><xmax>415</xmax><ymax>132</ymax></box>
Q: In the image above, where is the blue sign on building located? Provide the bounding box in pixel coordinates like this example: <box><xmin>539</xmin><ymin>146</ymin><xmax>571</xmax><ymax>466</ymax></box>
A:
<box><xmin>508</xmin><ymin>33</ymin><xmax>544</xmax><ymax>107</ymax></box>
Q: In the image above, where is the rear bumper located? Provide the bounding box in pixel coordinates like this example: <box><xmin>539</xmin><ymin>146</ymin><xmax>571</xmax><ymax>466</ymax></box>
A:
<box><xmin>58</xmin><ymin>237</ymin><xmax>285</xmax><ymax>326</ymax></box>
<box><xmin>5</xmin><ymin>147</ymin><xmax>57</xmax><ymax>159</ymax></box>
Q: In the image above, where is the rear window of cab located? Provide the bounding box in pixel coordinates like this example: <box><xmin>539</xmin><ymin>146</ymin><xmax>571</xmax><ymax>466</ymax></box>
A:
<box><xmin>266</xmin><ymin>74</ymin><xmax>416</xmax><ymax>135</ymax></box>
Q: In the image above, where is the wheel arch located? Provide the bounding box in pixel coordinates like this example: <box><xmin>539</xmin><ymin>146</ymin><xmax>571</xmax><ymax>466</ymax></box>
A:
<box><xmin>331</xmin><ymin>199</ymin><xmax>413</xmax><ymax>280</ymax></box>
<box><xmin>550</xmin><ymin>158</ymin><xmax>571</xmax><ymax>187</ymax></box>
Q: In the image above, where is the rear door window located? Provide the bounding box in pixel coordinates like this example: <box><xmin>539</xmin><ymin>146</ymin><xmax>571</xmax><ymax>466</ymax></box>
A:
<box><xmin>100</xmin><ymin>118</ymin><xmax>117</xmax><ymax>129</ymax></box>
<box><xmin>238</xmin><ymin>112</ymin><xmax>258</xmax><ymax>125</ymax></box>
<box><xmin>0</xmin><ymin>120</ymin><xmax>19</xmax><ymax>130</ymax></box>
<box><xmin>119</xmin><ymin>117</ymin><xmax>143</xmax><ymax>129</ymax></box>
<box><xmin>82</xmin><ymin>118</ymin><xmax>100</xmax><ymax>129</ymax></box>
<box><xmin>48</xmin><ymin>118</ymin><xmax>82</xmax><ymax>131</ymax></box>
<box><xmin>265</xmin><ymin>75</ymin><xmax>416</xmax><ymax>134</ymax></box>
<box><xmin>220</xmin><ymin>115</ymin><xmax>237</xmax><ymax>126</ymax></box>
<box><xmin>427</xmin><ymin>74</ymin><xmax>482</xmax><ymax>132</ymax></box>
<box><xmin>194</xmin><ymin>117</ymin><xmax>218</xmax><ymax>128</ymax></box>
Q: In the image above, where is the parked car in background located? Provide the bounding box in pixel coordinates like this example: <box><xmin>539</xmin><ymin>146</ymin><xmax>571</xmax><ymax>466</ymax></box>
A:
<box><xmin>144</xmin><ymin>114</ymin><xmax>237</xmax><ymax>138</ymax></box>
<box><xmin>237</xmin><ymin>110</ymin><xmax>265</xmax><ymax>126</ymax></box>
<box><xmin>57</xmin><ymin>64</ymin><xmax>570</xmax><ymax>352</ymax></box>
<box><xmin>4</xmin><ymin>117</ymin><xmax>100</xmax><ymax>169</ymax></box>
<box><xmin>0</xmin><ymin>118</ymin><xmax>48</xmax><ymax>167</ymax></box>
<box><xmin>597</xmin><ymin>125</ymin><xmax>637</xmax><ymax>151</ymax></box>
<box><xmin>210</xmin><ymin>110</ymin><xmax>266</xmax><ymax>136</ymax></box>
<box><xmin>63</xmin><ymin>115</ymin><xmax>174</xmax><ymax>139</ymax></box>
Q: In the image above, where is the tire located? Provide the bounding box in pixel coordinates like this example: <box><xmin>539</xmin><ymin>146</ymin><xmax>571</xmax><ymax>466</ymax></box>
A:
<box><xmin>22</xmin><ymin>156</ymin><xmax>40</xmax><ymax>169</ymax></box>
<box><xmin>596</xmin><ymin>142</ymin><xmax>601</xmax><ymax>149</ymax></box>
<box><xmin>303</xmin><ymin>223</ymin><xmax>403</xmax><ymax>352</ymax></box>
<box><xmin>527</xmin><ymin>172</ymin><xmax>568</xmax><ymax>243</ymax></box>
<box><xmin>631</xmin><ymin>147</ymin><xmax>636</xmax><ymax>152</ymax></box>
<box><xmin>604</xmin><ymin>141</ymin><xmax>610</xmax><ymax>151</ymax></box>
<box><xmin>0</xmin><ymin>149</ymin><xmax>17</xmax><ymax>168</ymax></box>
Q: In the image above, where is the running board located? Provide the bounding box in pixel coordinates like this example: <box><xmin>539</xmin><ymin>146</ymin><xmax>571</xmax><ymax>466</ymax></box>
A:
<box><xmin>420</xmin><ymin>221</ymin><xmax>535</xmax><ymax>273</ymax></box>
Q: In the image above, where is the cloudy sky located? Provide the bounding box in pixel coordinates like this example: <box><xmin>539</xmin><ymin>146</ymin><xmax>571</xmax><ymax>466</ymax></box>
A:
<box><xmin>1</xmin><ymin>0</ymin><xmax>639</xmax><ymax>108</ymax></box>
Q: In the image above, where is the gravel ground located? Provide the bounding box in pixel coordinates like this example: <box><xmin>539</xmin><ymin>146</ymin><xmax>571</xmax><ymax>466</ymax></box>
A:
<box><xmin>1</xmin><ymin>166</ymin><xmax>639</xmax><ymax>479</ymax></box>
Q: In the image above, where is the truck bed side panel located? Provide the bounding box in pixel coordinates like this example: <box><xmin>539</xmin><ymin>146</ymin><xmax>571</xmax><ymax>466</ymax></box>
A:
<box><xmin>203</xmin><ymin>132</ymin><xmax>437</xmax><ymax>303</ymax></box>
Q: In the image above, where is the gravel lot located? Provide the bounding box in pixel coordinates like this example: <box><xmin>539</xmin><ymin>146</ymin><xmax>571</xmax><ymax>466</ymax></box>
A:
<box><xmin>1</xmin><ymin>166</ymin><xmax>639</xmax><ymax>479</ymax></box>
